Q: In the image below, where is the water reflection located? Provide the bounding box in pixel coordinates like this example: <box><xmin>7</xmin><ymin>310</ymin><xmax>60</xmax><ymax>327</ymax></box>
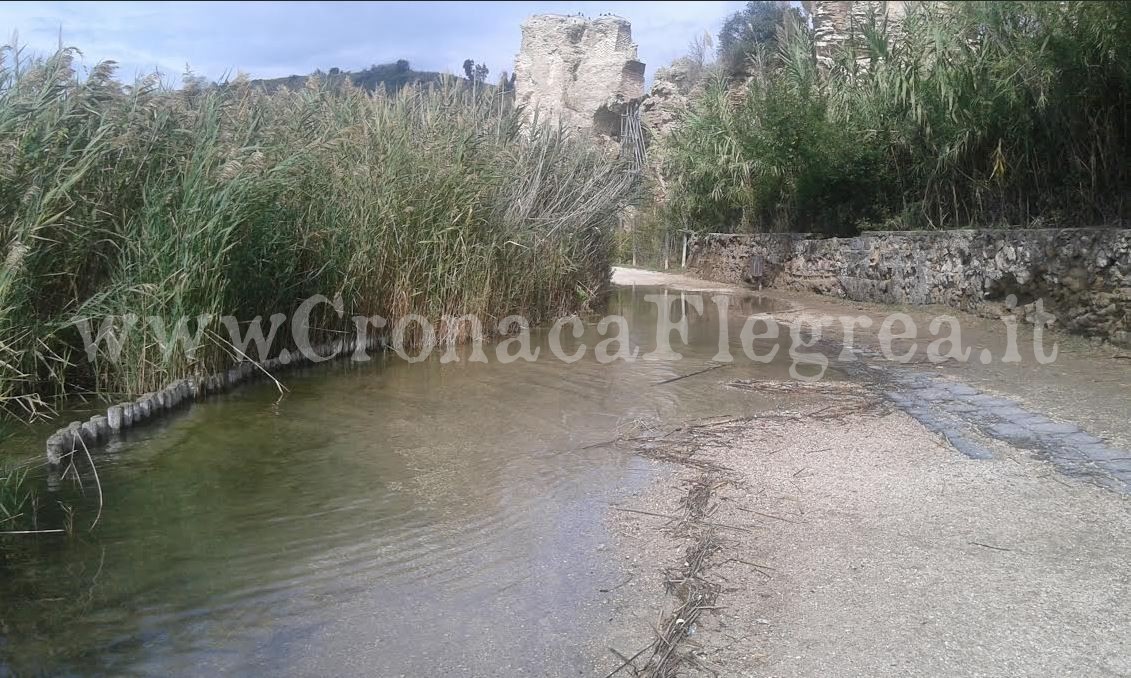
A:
<box><xmin>0</xmin><ymin>286</ymin><xmax>797</xmax><ymax>675</ymax></box>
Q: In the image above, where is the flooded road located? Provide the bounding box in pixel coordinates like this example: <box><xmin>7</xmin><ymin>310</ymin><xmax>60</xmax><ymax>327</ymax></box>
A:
<box><xmin>0</xmin><ymin>285</ymin><xmax>795</xmax><ymax>676</ymax></box>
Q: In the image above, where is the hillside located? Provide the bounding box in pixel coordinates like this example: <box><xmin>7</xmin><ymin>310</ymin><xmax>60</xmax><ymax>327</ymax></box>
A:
<box><xmin>250</xmin><ymin>59</ymin><xmax>445</xmax><ymax>92</ymax></box>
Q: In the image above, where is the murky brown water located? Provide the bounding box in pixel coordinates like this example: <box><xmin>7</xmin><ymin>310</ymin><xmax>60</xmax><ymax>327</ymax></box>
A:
<box><xmin>0</xmin><ymin>285</ymin><xmax>805</xmax><ymax>676</ymax></box>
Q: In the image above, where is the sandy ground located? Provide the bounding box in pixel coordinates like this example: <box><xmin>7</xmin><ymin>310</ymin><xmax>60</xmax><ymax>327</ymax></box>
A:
<box><xmin>602</xmin><ymin>267</ymin><xmax>1131</xmax><ymax>677</ymax></box>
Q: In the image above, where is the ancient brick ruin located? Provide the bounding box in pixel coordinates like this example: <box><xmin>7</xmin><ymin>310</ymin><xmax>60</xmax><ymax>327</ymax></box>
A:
<box><xmin>513</xmin><ymin>14</ymin><xmax>646</xmax><ymax>138</ymax></box>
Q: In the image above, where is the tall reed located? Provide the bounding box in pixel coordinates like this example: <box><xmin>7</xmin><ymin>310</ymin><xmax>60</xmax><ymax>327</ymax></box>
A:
<box><xmin>662</xmin><ymin>1</ymin><xmax>1131</xmax><ymax>234</ymax></box>
<box><xmin>0</xmin><ymin>46</ymin><xmax>637</xmax><ymax>418</ymax></box>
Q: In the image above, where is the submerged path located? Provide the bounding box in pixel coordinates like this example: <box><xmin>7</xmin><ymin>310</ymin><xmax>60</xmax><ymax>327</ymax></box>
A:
<box><xmin>613</xmin><ymin>266</ymin><xmax>1131</xmax><ymax>495</ymax></box>
<box><xmin>874</xmin><ymin>365</ymin><xmax>1131</xmax><ymax>492</ymax></box>
<box><xmin>608</xmin><ymin>267</ymin><xmax>1131</xmax><ymax>677</ymax></box>
<box><xmin>3</xmin><ymin>268</ymin><xmax>1127</xmax><ymax>675</ymax></box>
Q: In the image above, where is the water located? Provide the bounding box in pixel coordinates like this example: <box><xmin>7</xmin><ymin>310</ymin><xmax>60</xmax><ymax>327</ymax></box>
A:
<box><xmin>0</xmin><ymin>285</ymin><xmax>799</xmax><ymax>676</ymax></box>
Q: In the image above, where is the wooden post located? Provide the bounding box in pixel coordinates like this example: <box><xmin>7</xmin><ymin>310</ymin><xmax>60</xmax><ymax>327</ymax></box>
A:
<box><xmin>632</xmin><ymin>222</ymin><xmax>637</xmax><ymax>267</ymax></box>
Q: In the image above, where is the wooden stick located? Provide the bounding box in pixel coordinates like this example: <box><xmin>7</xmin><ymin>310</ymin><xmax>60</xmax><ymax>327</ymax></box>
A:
<box><xmin>734</xmin><ymin>507</ymin><xmax>806</xmax><ymax>524</ymax></box>
<box><xmin>0</xmin><ymin>528</ymin><xmax>65</xmax><ymax>535</ymax></box>
<box><xmin>603</xmin><ymin>643</ymin><xmax>650</xmax><ymax>678</ymax></box>
<box><xmin>656</xmin><ymin>363</ymin><xmax>726</xmax><ymax>386</ymax></box>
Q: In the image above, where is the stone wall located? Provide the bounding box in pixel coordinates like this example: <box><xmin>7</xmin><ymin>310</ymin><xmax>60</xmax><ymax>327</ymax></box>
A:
<box><xmin>513</xmin><ymin>14</ymin><xmax>646</xmax><ymax>138</ymax></box>
<box><xmin>686</xmin><ymin>229</ymin><xmax>1131</xmax><ymax>346</ymax></box>
<box><xmin>803</xmin><ymin>1</ymin><xmax>910</xmax><ymax>64</ymax></box>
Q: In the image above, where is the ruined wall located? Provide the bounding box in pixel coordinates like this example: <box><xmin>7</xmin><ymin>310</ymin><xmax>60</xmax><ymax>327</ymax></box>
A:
<box><xmin>640</xmin><ymin>58</ymin><xmax>697</xmax><ymax>142</ymax></box>
<box><xmin>637</xmin><ymin>58</ymin><xmax>702</xmax><ymax>204</ymax></box>
<box><xmin>513</xmin><ymin>14</ymin><xmax>646</xmax><ymax>138</ymax></box>
<box><xmin>804</xmin><ymin>1</ymin><xmax>910</xmax><ymax>64</ymax></box>
<box><xmin>687</xmin><ymin>229</ymin><xmax>1131</xmax><ymax>346</ymax></box>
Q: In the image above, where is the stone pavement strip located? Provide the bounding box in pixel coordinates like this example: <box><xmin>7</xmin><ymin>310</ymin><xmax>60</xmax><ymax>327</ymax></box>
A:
<box><xmin>849</xmin><ymin>356</ymin><xmax>1131</xmax><ymax>493</ymax></box>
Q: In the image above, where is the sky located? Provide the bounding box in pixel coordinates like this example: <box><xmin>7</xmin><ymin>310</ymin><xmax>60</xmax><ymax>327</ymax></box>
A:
<box><xmin>1</xmin><ymin>1</ymin><xmax>746</xmax><ymax>85</ymax></box>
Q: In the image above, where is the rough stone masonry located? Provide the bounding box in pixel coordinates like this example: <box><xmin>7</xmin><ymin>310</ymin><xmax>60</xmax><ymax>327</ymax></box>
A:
<box><xmin>687</xmin><ymin>229</ymin><xmax>1131</xmax><ymax>347</ymax></box>
<box><xmin>803</xmin><ymin>0</ymin><xmax>910</xmax><ymax>65</ymax></box>
<box><xmin>513</xmin><ymin>14</ymin><xmax>645</xmax><ymax>138</ymax></box>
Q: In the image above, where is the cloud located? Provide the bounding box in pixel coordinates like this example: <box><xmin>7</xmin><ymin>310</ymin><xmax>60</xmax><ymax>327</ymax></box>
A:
<box><xmin>3</xmin><ymin>0</ymin><xmax>744</xmax><ymax>84</ymax></box>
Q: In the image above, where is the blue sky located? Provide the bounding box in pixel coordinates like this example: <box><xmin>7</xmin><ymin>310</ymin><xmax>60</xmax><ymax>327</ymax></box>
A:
<box><xmin>2</xmin><ymin>1</ymin><xmax>745</xmax><ymax>85</ymax></box>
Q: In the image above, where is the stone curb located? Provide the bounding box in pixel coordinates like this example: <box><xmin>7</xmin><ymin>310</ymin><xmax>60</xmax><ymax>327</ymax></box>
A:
<box><xmin>44</xmin><ymin>335</ymin><xmax>383</xmax><ymax>465</ymax></box>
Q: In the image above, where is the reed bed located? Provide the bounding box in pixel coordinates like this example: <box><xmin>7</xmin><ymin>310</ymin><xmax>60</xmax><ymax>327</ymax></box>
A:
<box><xmin>662</xmin><ymin>1</ymin><xmax>1131</xmax><ymax>234</ymax></box>
<box><xmin>0</xmin><ymin>45</ymin><xmax>637</xmax><ymax>419</ymax></box>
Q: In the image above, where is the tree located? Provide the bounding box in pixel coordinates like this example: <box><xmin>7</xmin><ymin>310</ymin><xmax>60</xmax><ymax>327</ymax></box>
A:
<box><xmin>718</xmin><ymin>1</ymin><xmax>794</xmax><ymax>76</ymax></box>
<box><xmin>463</xmin><ymin>59</ymin><xmax>489</xmax><ymax>83</ymax></box>
<box><xmin>497</xmin><ymin>70</ymin><xmax>512</xmax><ymax>92</ymax></box>
<box><xmin>689</xmin><ymin>31</ymin><xmax>714</xmax><ymax>71</ymax></box>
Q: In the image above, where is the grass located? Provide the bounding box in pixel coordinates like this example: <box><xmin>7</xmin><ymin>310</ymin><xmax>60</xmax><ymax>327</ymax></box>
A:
<box><xmin>0</xmin><ymin>44</ymin><xmax>638</xmax><ymax>419</ymax></box>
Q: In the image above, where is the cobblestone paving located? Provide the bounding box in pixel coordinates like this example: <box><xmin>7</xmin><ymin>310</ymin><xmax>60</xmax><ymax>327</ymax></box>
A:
<box><xmin>843</xmin><ymin>353</ymin><xmax>1131</xmax><ymax>494</ymax></box>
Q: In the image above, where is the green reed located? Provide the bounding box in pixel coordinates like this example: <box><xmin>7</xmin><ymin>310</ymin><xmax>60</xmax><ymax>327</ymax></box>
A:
<box><xmin>0</xmin><ymin>46</ymin><xmax>637</xmax><ymax>418</ymax></box>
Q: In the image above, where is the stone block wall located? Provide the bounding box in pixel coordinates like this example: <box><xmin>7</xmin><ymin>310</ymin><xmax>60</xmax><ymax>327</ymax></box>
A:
<box><xmin>686</xmin><ymin>229</ymin><xmax>1131</xmax><ymax>346</ymax></box>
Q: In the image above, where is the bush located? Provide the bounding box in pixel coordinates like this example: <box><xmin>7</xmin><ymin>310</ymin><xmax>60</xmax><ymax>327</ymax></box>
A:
<box><xmin>717</xmin><ymin>1</ymin><xmax>797</xmax><ymax>77</ymax></box>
